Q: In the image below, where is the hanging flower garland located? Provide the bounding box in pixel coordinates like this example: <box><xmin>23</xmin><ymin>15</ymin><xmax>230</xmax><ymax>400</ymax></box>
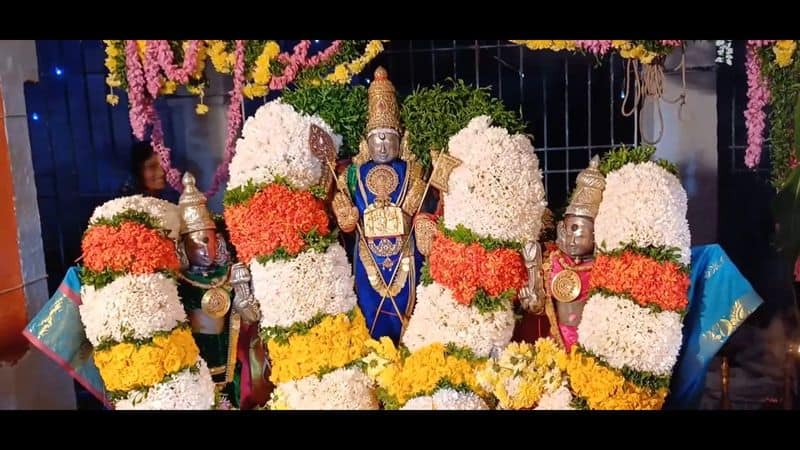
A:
<box><xmin>324</xmin><ymin>40</ymin><xmax>387</xmax><ymax>84</ymax></box>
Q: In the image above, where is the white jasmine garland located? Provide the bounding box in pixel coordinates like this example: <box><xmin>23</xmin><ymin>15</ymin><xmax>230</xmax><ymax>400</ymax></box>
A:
<box><xmin>594</xmin><ymin>161</ymin><xmax>691</xmax><ymax>265</ymax></box>
<box><xmin>402</xmin><ymin>282</ymin><xmax>515</xmax><ymax>358</ymax></box>
<box><xmin>577</xmin><ymin>293</ymin><xmax>684</xmax><ymax>376</ymax></box>
<box><xmin>400</xmin><ymin>388</ymin><xmax>489</xmax><ymax>410</ymax></box>
<box><xmin>79</xmin><ymin>273</ymin><xmax>186</xmax><ymax>346</ymax></box>
<box><xmin>535</xmin><ymin>385</ymin><xmax>575</xmax><ymax>410</ymax></box>
<box><xmin>443</xmin><ymin>115</ymin><xmax>547</xmax><ymax>243</ymax></box>
<box><xmin>228</xmin><ymin>99</ymin><xmax>342</xmax><ymax>192</ymax></box>
<box><xmin>89</xmin><ymin>195</ymin><xmax>181</xmax><ymax>240</ymax></box>
<box><xmin>250</xmin><ymin>243</ymin><xmax>357</xmax><ymax>329</ymax></box>
<box><xmin>114</xmin><ymin>359</ymin><xmax>216</xmax><ymax>410</ymax></box>
<box><xmin>267</xmin><ymin>366</ymin><xmax>378</xmax><ymax>410</ymax></box>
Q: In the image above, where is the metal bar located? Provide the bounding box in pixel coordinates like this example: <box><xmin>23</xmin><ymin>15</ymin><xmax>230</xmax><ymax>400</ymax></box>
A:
<box><xmin>542</xmin><ymin>75</ymin><xmax>549</xmax><ymax>189</ymax></box>
<box><xmin>474</xmin><ymin>40</ymin><xmax>480</xmax><ymax>86</ymax></box>
<box><xmin>497</xmin><ymin>40</ymin><xmax>503</xmax><ymax>99</ymax></box>
<box><xmin>519</xmin><ymin>44</ymin><xmax>525</xmax><ymax>121</ymax></box>
<box><xmin>564</xmin><ymin>57</ymin><xmax>570</xmax><ymax>194</ymax></box>
<box><xmin>430</xmin><ymin>40</ymin><xmax>436</xmax><ymax>82</ymax></box>
<box><xmin>610</xmin><ymin>53</ymin><xmax>616</xmax><ymax>145</ymax></box>
<box><xmin>587</xmin><ymin>61</ymin><xmax>593</xmax><ymax>160</ymax></box>
<box><xmin>383</xmin><ymin>43</ymin><xmax>521</xmax><ymax>55</ymax></box>
<box><xmin>408</xmin><ymin>40</ymin><xmax>415</xmax><ymax>89</ymax></box>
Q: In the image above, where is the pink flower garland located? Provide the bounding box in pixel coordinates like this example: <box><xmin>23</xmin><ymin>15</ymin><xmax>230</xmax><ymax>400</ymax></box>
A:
<box><xmin>269</xmin><ymin>40</ymin><xmax>343</xmax><ymax>90</ymax></box>
<box><xmin>575</xmin><ymin>40</ymin><xmax>613</xmax><ymax>55</ymax></box>
<box><xmin>211</xmin><ymin>39</ymin><xmax>246</xmax><ymax>198</ymax></box>
<box><xmin>123</xmin><ymin>40</ymin><xmax>343</xmax><ymax>196</ymax></box>
<box><xmin>659</xmin><ymin>40</ymin><xmax>683</xmax><ymax>47</ymax></box>
<box><xmin>744</xmin><ymin>41</ymin><xmax>771</xmax><ymax>168</ymax></box>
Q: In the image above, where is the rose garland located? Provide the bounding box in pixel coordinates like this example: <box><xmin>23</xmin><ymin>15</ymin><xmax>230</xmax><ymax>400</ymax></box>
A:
<box><xmin>511</xmin><ymin>40</ymin><xmax>683</xmax><ymax>64</ymax></box>
<box><xmin>78</xmin><ymin>196</ymin><xmax>217</xmax><ymax>409</ymax></box>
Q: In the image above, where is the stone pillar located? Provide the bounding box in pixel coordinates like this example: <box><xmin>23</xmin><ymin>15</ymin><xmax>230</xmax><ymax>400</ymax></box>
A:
<box><xmin>0</xmin><ymin>40</ymin><xmax>76</xmax><ymax>409</ymax></box>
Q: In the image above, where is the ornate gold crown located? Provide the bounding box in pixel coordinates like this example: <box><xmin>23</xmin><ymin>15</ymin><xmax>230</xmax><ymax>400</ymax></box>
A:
<box><xmin>565</xmin><ymin>155</ymin><xmax>606</xmax><ymax>219</ymax></box>
<box><xmin>366</xmin><ymin>66</ymin><xmax>401</xmax><ymax>134</ymax></box>
<box><xmin>179</xmin><ymin>172</ymin><xmax>216</xmax><ymax>235</ymax></box>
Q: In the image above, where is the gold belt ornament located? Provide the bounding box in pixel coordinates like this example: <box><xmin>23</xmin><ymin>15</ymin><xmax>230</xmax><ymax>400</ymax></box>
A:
<box><xmin>368</xmin><ymin>237</ymin><xmax>404</xmax><ymax>257</ymax></box>
<box><xmin>359</xmin><ymin>240</ymin><xmax>410</xmax><ymax>298</ymax></box>
<box><xmin>189</xmin><ymin>309</ymin><xmax>226</xmax><ymax>334</ymax></box>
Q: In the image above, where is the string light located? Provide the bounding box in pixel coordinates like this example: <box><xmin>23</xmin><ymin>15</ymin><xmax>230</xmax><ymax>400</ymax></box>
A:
<box><xmin>31</xmin><ymin>113</ymin><xmax>39</xmax><ymax>121</ymax></box>
<box><xmin>54</xmin><ymin>66</ymin><xmax>63</xmax><ymax>77</ymax></box>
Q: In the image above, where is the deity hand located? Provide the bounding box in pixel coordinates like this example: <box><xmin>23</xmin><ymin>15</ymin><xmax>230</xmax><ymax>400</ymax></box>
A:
<box><xmin>519</xmin><ymin>241</ymin><xmax>545</xmax><ymax>314</ymax></box>
<box><xmin>333</xmin><ymin>191</ymin><xmax>359</xmax><ymax>233</ymax></box>
<box><xmin>230</xmin><ymin>263</ymin><xmax>261</xmax><ymax>325</ymax></box>
<box><xmin>413</xmin><ymin>213</ymin><xmax>437</xmax><ymax>257</ymax></box>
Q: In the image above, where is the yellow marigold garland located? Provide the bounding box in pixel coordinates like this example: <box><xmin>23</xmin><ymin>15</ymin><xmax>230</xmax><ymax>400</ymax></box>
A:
<box><xmin>511</xmin><ymin>40</ymin><xmax>578</xmax><ymax>52</ymax></box>
<box><xmin>93</xmin><ymin>325</ymin><xmax>200</xmax><ymax>393</ymax></box>
<box><xmin>103</xmin><ymin>40</ymin><xmax>123</xmax><ymax>105</ymax></box>
<box><xmin>325</xmin><ymin>40</ymin><xmax>388</xmax><ymax>84</ymax></box>
<box><xmin>566</xmin><ymin>347</ymin><xmax>668</xmax><ymax>410</ymax></box>
<box><xmin>369</xmin><ymin>341</ymin><xmax>486</xmax><ymax>407</ymax></box>
<box><xmin>266</xmin><ymin>309</ymin><xmax>371</xmax><ymax>384</ymax></box>
<box><xmin>773</xmin><ymin>40</ymin><xmax>797</xmax><ymax>68</ymax></box>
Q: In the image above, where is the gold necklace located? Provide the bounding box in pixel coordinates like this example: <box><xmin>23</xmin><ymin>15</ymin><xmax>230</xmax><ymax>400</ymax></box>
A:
<box><xmin>179</xmin><ymin>268</ymin><xmax>231</xmax><ymax>319</ymax></box>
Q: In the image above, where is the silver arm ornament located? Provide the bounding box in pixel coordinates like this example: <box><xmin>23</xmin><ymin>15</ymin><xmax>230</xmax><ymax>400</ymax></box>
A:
<box><xmin>519</xmin><ymin>241</ymin><xmax>545</xmax><ymax>314</ymax></box>
<box><xmin>230</xmin><ymin>262</ymin><xmax>261</xmax><ymax>325</ymax></box>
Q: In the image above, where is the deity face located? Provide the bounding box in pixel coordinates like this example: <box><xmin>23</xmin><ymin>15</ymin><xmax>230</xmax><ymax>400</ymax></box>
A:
<box><xmin>557</xmin><ymin>215</ymin><xmax>595</xmax><ymax>258</ymax></box>
<box><xmin>367</xmin><ymin>129</ymin><xmax>400</xmax><ymax>164</ymax></box>
<box><xmin>184</xmin><ymin>229</ymin><xmax>218</xmax><ymax>269</ymax></box>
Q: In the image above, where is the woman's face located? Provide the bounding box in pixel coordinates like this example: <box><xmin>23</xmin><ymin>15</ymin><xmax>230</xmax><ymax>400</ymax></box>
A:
<box><xmin>142</xmin><ymin>153</ymin><xmax>166</xmax><ymax>191</ymax></box>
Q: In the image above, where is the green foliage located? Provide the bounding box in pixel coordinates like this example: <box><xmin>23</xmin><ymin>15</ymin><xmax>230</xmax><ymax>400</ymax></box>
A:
<box><xmin>90</xmin><ymin>209</ymin><xmax>162</xmax><ymax>231</ymax></box>
<box><xmin>282</xmin><ymin>82</ymin><xmax>369</xmax><ymax>159</ymax></box>
<box><xmin>472</xmin><ymin>289</ymin><xmax>515</xmax><ymax>315</ymax></box>
<box><xmin>420</xmin><ymin>261</ymin><xmax>434</xmax><ymax>286</ymax></box>
<box><xmin>79</xmin><ymin>266</ymin><xmax>176</xmax><ymax>290</ymax></box>
<box><xmin>223</xmin><ymin>179</ymin><xmax>267</xmax><ymax>207</ymax></box>
<box><xmin>773</xmin><ymin>167</ymin><xmax>800</xmax><ymax>264</ymax></box>
<box><xmin>577</xmin><ymin>346</ymin><xmax>671</xmax><ymax>391</ymax></box>
<box><xmin>260</xmin><ymin>311</ymin><xmax>329</xmax><ymax>346</ymax></box>
<box><xmin>757</xmin><ymin>46</ymin><xmax>800</xmax><ymax>190</ymax></box>
<box><xmin>599</xmin><ymin>242</ymin><xmax>689</xmax><ymax>273</ymax></box>
<box><xmin>401</xmin><ymin>78</ymin><xmax>527</xmax><ymax>168</ymax></box>
<box><xmin>95</xmin><ymin>323</ymin><xmax>191</xmax><ymax>353</ymax></box>
<box><xmin>599</xmin><ymin>145</ymin><xmax>679</xmax><ymax>177</ymax></box>
<box><xmin>439</xmin><ymin>220</ymin><xmax>522</xmax><ymax>251</ymax></box>
<box><xmin>444</xmin><ymin>343</ymin><xmax>486</xmax><ymax>363</ymax></box>
<box><xmin>569</xmin><ymin>395</ymin><xmax>590</xmax><ymax>410</ymax></box>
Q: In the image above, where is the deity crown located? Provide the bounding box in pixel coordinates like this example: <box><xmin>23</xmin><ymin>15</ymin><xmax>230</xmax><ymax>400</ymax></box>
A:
<box><xmin>179</xmin><ymin>172</ymin><xmax>216</xmax><ymax>235</ymax></box>
<box><xmin>565</xmin><ymin>155</ymin><xmax>606</xmax><ymax>219</ymax></box>
<box><xmin>367</xmin><ymin>66</ymin><xmax>401</xmax><ymax>135</ymax></box>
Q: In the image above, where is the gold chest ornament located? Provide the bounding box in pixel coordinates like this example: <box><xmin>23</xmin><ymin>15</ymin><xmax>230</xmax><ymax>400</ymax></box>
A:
<box><xmin>201</xmin><ymin>287</ymin><xmax>232</xmax><ymax>318</ymax></box>
<box><xmin>363</xmin><ymin>164</ymin><xmax>407</xmax><ymax>238</ymax></box>
<box><xmin>549</xmin><ymin>254</ymin><xmax>592</xmax><ymax>303</ymax></box>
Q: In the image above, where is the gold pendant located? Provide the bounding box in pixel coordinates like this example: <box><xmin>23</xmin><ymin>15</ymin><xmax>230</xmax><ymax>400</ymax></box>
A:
<box><xmin>201</xmin><ymin>287</ymin><xmax>231</xmax><ymax>318</ymax></box>
<box><xmin>551</xmin><ymin>269</ymin><xmax>582</xmax><ymax>303</ymax></box>
<box><xmin>366</xmin><ymin>164</ymin><xmax>400</xmax><ymax>203</ymax></box>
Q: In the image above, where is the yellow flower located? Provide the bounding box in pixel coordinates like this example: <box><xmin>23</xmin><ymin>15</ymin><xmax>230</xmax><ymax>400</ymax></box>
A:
<box><xmin>774</xmin><ymin>40</ymin><xmax>797</xmax><ymax>68</ymax></box>
<box><xmin>104</xmin><ymin>57</ymin><xmax>117</xmax><ymax>72</ymax></box>
<box><xmin>106</xmin><ymin>94</ymin><xmax>119</xmax><ymax>106</ymax></box>
<box><xmin>162</xmin><ymin>346</ymin><xmax>185</xmax><ymax>374</ymax></box>
<box><xmin>267</xmin><ymin>309</ymin><xmax>370</xmax><ymax>384</ymax></box>
<box><xmin>195</xmin><ymin>103</ymin><xmax>209</xmax><ymax>115</ymax></box>
<box><xmin>159</xmin><ymin>80</ymin><xmax>178</xmax><ymax>95</ymax></box>
<box><xmin>612</xmin><ymin>40</ymin><xmax>633</xmax><ymax>50</ymax></box>
<box><xmin>106</xmin><ymin>45</ymin><xmax>119</xmax><ymax>58</ymax></box>
<box><xmin>105</xmin><ymin>75</ymin><xmax>121</xmax><ymax>88</ymax></box>
<box><xmin>136</xmin><ymin>40</ymin><xmax>147</xmax><ymax>58</ymax></box>
<box><xmin>208</xmin><ymin>40</ymin><xmax>232</xmax><ymax>74</ymax></box>
<box><xmin>265</xmin><ymin>41</ymin><xmax>281</xmax><ymax>60</ymax></box>
<box><xmin>186</xmin><ymin>84</ymin><xmax>204</xmax><ymax>96</ymax></box>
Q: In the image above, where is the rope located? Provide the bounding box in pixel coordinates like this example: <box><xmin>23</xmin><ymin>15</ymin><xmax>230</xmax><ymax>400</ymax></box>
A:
<box><xmin>0</xmin><ymin>274</ymin><xmax>48</xmax><ymax>296</ymax></box>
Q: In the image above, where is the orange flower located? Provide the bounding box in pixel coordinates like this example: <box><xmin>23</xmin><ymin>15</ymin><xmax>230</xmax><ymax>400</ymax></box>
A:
<box><xmin>224</xmin><ymin>183</ymin><xmax>330</xmax><ymax>263</ymax></box>
<box><xmin>429</xmin><ymin>232</ymin><xmax>526</xmax><ymax>305</ymax></box>
<box><xmin>589</xmin><ymin>251</ymin><xmax>689</xmax><ymax>312</ymax></box>
<box><xmin>82</xmin><ymin>222</ymin><xmax>180</xmax><ymax>274</ymax></box>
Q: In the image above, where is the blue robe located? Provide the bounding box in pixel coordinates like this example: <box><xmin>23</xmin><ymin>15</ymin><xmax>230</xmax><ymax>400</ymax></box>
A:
<box><xmin>665</xmin><ymin>244</ymin><xmax>764</xmax><ymax>409</ymax></box>
<box><xmin>348</xmin><ymin>160</ymin><xmax>425</xmax><ymax>343</ymax></box>
<box><xmin>23</xmin><ymin>266</ymin><xmax>110</xmax><ymax>408</ymax></box>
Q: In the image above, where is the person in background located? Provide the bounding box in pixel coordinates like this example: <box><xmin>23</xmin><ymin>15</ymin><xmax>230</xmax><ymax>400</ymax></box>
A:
<box><xmin>118</xmin><ymin>141</ymin><xmax>178</xmax><ymax>202</ymax></box>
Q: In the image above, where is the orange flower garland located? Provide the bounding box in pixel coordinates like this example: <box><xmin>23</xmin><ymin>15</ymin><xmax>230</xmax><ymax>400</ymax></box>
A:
<box><xmin>82</xmin><ymin>222</ymin><xmax>180</xmax><ymax>274</ymax></box>
<box><xmin>429</xmin><ymin>231</ymin><xmax>526</xmax><ymax>305</ymax></box>
<box><xmin>223</xmin><ymin>183</ymin><xmax>330</xmax><ymax>263</ymax></box>
<box><xmin>589</xmin><ymin>251</ymin><xmax>690</xmax><ymax>312</ymax></box>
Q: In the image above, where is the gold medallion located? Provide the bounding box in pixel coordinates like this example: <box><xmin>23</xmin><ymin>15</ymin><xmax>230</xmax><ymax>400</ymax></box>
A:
<box><xmin>550</xmin><ymin>269</ymin><xmax>582</xmax><ymax>303</ymax></box>
<box><xmin>366</xmin><ymin>165</ymin><xmax>400</xmax><ymax>202</ymax></box>
<box><xmin>201</xmin><ymin>287</ymin><xmax>231</xmax><ymax>318</ymax></box>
